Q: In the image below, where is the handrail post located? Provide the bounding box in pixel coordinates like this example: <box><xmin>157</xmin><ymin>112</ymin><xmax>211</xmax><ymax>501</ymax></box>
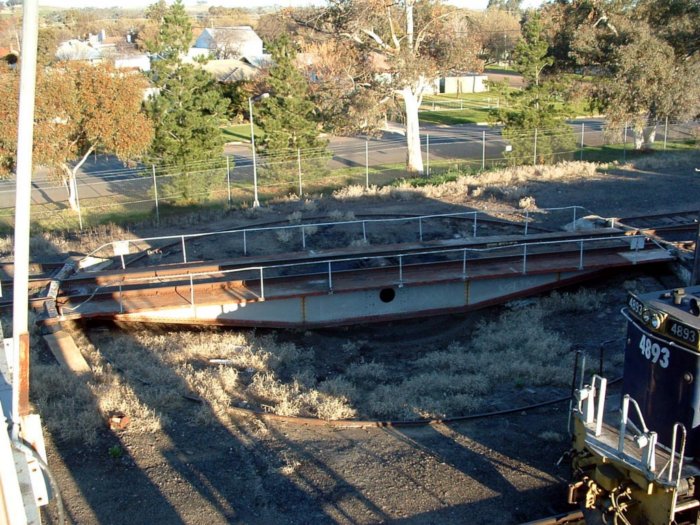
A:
<box><xmin>259</xmin><ymin>267</ymin><xmax>265</xmax><ymax>301</ymax></box>
<box><xmin>573</xmin><ymin>207</ymin><xmax>577</xmax><ymax>231</ymax></box>
<box><xmin>419</xmin><ymin>217</ymin><xmax>423</xmax><ymax>242</ymax></box>
<box><xmin>522</xmin><ymin>244</ymin><xmax>527</xmax><ymax>274</ymax></box>
<box><xmin>189</xmin><ymin>274</ymin><xmax>195</xmax><ymax>315</ymax></box>
<box><xmin>301</xmin><ymin>226</ymin><xmax>306</xmax><ymax>250</ymax></box>
<box><xmin>328</xmin><ymin>261</ymin><xmax>333</xmax><ymax>294</ymax></box>
<box><xmin>594</xmin><ymin>376</ymin><xmax>606</xmax><ymax>437</ymax></box>
<box><xmin>462</xmin><ymin>249</ymin><xmax>467</xmax><ymax>280</ymax></box>
<box><xmin>524</xmin><ymin>210</ymin><xmax>529</xmax><ymax>236</ymax></box>
<box><xmin>181</xmin><ymin>236</ymin><xmax>187</xmax><ymax>263</ymax></box>
<box><xmin>362</xmin><ymin>221</ymin><xmax>367</xmax><ymax>243</ymax></box>
<box><xmin>119</xmin><ymin>283</ymin><xmax>123</xmax><ymax>313</ymax></box>
<box><xmin>619</xmin><ymin>395</ymin><xmax>630</xmax><ymax>453</ymax></box>
<box><xmin>579</xmin><ymin>241</ymin><xmax>584</xmax><ymax>270</ymax></box>
<box><xmin>398</xmin><ymin>255</ymin><xmax>404</xmax><ymax>287</ymax></box>
<box><xmin>473</xmin><ymin>212</ymin><xmax>477</xmax><ymax>237</ymax></box>
<box><xmin>243</xmin><ymin>230</ymin><xmax>247</xmax><ymax>256</ymax></box>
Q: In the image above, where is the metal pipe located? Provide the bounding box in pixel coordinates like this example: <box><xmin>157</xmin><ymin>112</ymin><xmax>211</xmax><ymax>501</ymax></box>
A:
<box><xmin>619</xmin><ymin>395</ymin><xmax>630</xmax><ymax>452</ymax></box>
<box><xmin>418</xmin><ymin>217</ymin><xmax>423</xmax><ymax>242</ymax></box>
<box><xmin>578</xmin><ymin>241</ymin><xmax>584</xmax><ymax>270</ymax></box>
<box><xmin>12</xmin><ymin>0</ymin><xmax>39</xmax><ymax>427</ymax></box>
<box><xmin>327</xmin><ymin>261</ymin><xmax>333</xmax><ymax>293</ymax></box>
<box><xmin>398</xmin><ymin>255</ymin><xmax>403</xmax><ymax>287</ymax></box>
<box><xmin>259</xmin><ymin>267</ymin><xmax>265</xmax><ymax>300</ymax></box>
<box><xmin>522</xmin><ymin>244</ymin><xmax>527</xmax><ymax>274</ymax></box>
<box><xmin>248</xmin><ymin>96</ymin><xmax>260</xmax><ymax>207</ymax></box>
<box><xmin>181</xmin><ymin>236</ymin><xmax>187</xmax><ymax>263</ymax></box>
<box><xmin>243</xmin><ymin>230</ymin><xmax>247</xmax><ymax>256</ymax></box>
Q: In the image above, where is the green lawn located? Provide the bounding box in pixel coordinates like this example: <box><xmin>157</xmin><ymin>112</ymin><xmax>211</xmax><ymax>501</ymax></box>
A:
<box><xmin>580</xmin><ymin>140</ymin><xmax>698</xmax><ymax>163</ymax></box>
<box><xmin>222</xmin><ymin>123</ymin><xmax>263</xmax><ymax>143</ymax></box>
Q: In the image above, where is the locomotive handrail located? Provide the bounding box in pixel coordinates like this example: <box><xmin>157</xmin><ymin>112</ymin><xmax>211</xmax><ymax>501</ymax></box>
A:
<box><xmin>619</xmin><ymin>394</ymin><xmax>657</xmax><ymax>473</ymax></box>
<box><xmin>668</xmin><ymin>423</ymin><xmax>687</xmax><ymax>484</ymax></box>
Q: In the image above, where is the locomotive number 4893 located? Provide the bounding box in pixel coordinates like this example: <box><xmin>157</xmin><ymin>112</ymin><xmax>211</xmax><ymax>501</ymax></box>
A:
<box><xmin>639</xmin><ymin>334</ymin><xmax>670</xmax><ymax>368</ymax></box>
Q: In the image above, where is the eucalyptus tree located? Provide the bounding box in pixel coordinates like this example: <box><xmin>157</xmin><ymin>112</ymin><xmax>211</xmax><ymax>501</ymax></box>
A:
<box><xmin>297</xmin><ymin>0</ymin><xmax>482</xmax><ymax>174</ymax></box>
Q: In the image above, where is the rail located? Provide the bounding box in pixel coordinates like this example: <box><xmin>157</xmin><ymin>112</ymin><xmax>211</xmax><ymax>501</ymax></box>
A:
<box><xmin>81</xmin><ymin>206</ymin><xmax>590</xmax><ymax>270</ymax></box>
<box><xmin>63</xmin><ymin>233</ymin><xmax>648</xmax><ymax>315</ymax></box>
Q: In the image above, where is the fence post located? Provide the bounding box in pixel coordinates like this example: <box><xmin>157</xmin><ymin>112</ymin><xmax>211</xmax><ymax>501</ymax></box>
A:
<box><xmin>398</xmin><ymin>255</ymin><xmax>404</xmax><ymax>287</ymax></box>
<box><xmin>663</xmin><ymin>116</ymin><xmax>668</xmax><ymax>151</ymax></box>
<box><xmin>301</xmin><ymin>226</ymin><xmax>306</xmax><ymax>250</ymax></box>
<box><xmin>522</xmin><ymin>244</ymin><xmax>528</xmax><ymax>274</ymax></box>
<box><xmin>481</xmin><ymin>130</ymin><xmax>485</xmax><ymax>171</ymax></box>
<box><xmin>533</xmin><ymin>128</ymin><xmax>538</xmax><ymax>165</ymax></box>
<box><xmin>426</xmin><ymin>133</ymin><xmax>430</xmax><ymax>176</ymax></box>
<box><xmin>74</xmin><ymin>175</ymin><xmax>83</xmax><ymax>230</ymax></box>
<box><xmin>297</xmin><ymin>148</ymin><xmax>303</xmax><ymax>196</ymax></box>
<box><xmin>365</xmin><ymin>139</ymin><xmax>369</xmax><ymax>189</ymax></box>
<box><xmin>181</xmin><ymin>235</ymin><xmax>187</xmax><ymax>264</ymax></box>
<box><xmin>623</xmin><ymin>122</ymin><xmax>628</xmax><ymax>163</ymax></box>
<box><xmin>419</xmin><ymin>217</ymin><xmax>423</xmax><ymax>242</ymax></box>
<box><xmin>152</xmin><ymin>164</ymin><xmax>160</xmax><ymax>224</ymax></box>
<box><xmin>226</xmin><ymin>156</ymin><xmax>232</xmax><ymax>207</ymax></box>
<box><xmin>580</xmin><ymin>123</ymin><xmax>585</xmax><ymax>161</ymax></box>
<box><xmin>472</xmin><ymin>212</ymin><xmax>478</xmax><ymax>237</ymax></box>
<box><xmin>362</xmin><ymin>221</ymin><xmax>367</xmax><ymax>243</ymax></box>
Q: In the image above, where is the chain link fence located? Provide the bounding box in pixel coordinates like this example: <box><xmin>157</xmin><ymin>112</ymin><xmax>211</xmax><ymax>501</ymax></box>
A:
<box><xmin>0</xmin><ymin>119</ymin><xmax>696</xmax><ymax>230</ymax></box>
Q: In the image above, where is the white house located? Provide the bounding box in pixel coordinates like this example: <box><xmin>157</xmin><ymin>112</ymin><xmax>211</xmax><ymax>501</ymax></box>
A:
<box><xmin>189</xmin><ymin>26</ymin><xmax>264</xmax><ymax>60</ymax></box>
<box><xmin>424</xmin><ymin>74</ymin><xmax>489</xmax><ymax>95</ymax></box>
<box><xmin>56</xmin><ymin>30</ymin><xmax>150</xmax><ymax>72</ymax></box>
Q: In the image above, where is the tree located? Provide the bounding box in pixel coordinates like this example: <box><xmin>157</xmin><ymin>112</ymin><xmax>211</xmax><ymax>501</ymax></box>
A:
<box><xmin>474</xmin><ymin>8</ymin><xmax>521</xmax><ymax>66</ymax></box>
<box><xmin>145</xmin><ymin>65</ymin><xmax>228</xmax><ymax>202</ymax></box>
<box><xmin>256</xmin><ymin>36</ymin><xmax>326</xmax><ymax>155</ymax></box>
<box><xmin>545</xmin><ymin>0</ymin><xmax>700</xmax><ymax>150</ymax></box>
<box><xmin>492</xmin><ymin>13</ymin><xmax>575</xmax><ymax>165</ymax></box>
<box><xmin>143</xmin><ymin>0</ymin><xmax>192</xmax><ymax>60</ymax></box>
<box><xmin>297</xmin><ymin>0</ymin><xmax>482</xmax><ymax>174</ymax></box>
<box><xmin>145</xmin><ymin>0</ymin><xmax>229</xmax><ymax>203</ymax></box>
<box><xmin>0</xmin><ymin>63</ymin><xmax>153</xmax><ymax>210</ymax></box>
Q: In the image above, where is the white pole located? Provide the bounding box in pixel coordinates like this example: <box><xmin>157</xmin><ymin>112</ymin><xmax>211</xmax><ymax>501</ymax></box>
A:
<box><xmin>426</xmin><ymin>133</ymin><xmax>430</xmax><ymax>176</ymax></box>
<box><xmin>623</xmin><ymin>122</ymin><xmax>628</xmax><ymax>163</ymax></box>
<box><xmin>226</xmin><ymin>155</ymin><xmax>232</xmax><ymax>206</ymax></box>
<box><xmin>481</xmin><ymin>130</ymin><xmax>485</xmax><ymax>170</ymax></box>
<box><xmin>580</xmin><ymin>122</ymin><xmax>585</xmax><ymax>161</ymax></box>
<box><xmin>152</xmin><ymin>164</ymin><xmax>159</xmax><ymax>223</ymax></box>
<box><xmin>533</xmin><ymin>128</ymin><xmax>538</xmax><ymax>165</ymax></box>
<box><xmin>73</xmin><ymin>174</ymin><xmax>83</xmax><ymax>230</ymax></box>
<box><xmin>297</xmin><ymin>148</ymin><xmax>302</xmax><ymax>196</ymax></box>
<box><xmin>365</xmin><ymin>139</ymin><xmax>369</xmax><ymax>189</ymax></box>
<box><xmin>663</xmin><ymin>116</ymin><xmax>668</xmax><ymax>151</ymax></box>
<box><xmin>249</xmin><ymin>97</ymin><xmax>260</xmax><ymax>207</ymax></box>
<box><xmin>12</xmin><ymin>0</ymin><xmax>39</xmax><ymax>432</ymax></box>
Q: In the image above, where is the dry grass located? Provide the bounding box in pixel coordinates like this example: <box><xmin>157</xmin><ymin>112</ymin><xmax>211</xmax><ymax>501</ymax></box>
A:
<box><xmin>29</xmin><ymin>286</ymin><xmax>612</xmax><ymax>440</ymax></box>
<box><xmin>332</xmin><ymin>161</ymin><xmax>602</xmax><ymax>208</ymax></box>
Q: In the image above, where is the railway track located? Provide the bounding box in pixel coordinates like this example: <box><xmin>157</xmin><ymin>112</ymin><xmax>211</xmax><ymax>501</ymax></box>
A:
<box><xmin>614</xmin><ymin>209</ymin><xmax>699</xmax><ymax>243</ymax></box>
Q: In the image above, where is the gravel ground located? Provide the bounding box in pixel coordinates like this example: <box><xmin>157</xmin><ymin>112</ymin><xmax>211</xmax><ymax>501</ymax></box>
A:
<box><xmin>37</xmin><ymin>152</ymin><xmax>700</xmax><ymax>525</ymax></box>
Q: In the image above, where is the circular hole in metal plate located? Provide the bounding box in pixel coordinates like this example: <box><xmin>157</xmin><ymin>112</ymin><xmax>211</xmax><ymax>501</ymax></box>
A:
<box><xmin>379</xmin><ymin>288</ymin><xmax>396</xmax><ymax>303</ymax></box>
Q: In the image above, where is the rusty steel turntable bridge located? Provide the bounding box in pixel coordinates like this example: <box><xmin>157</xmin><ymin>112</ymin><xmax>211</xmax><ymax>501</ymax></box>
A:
<box><xmin>27</xmin><ymin>207</ymin><xmax>679</xmax><ymax>329</ymax></box>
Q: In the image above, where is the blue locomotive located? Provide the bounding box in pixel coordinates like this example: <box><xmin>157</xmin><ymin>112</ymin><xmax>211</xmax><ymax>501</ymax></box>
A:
<box><xmin>570</xmin><ymin>285</ymin><xmax>700</xmax><ymax>524</ymax></box>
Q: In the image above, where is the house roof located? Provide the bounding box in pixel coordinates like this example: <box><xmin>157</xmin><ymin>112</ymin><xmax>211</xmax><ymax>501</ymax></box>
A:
<box><xmin>196</xmin><ymin>26</ymin><xmax>262</xmax><ymax>48</ymax></box>
<box><xmin>200</xmin><ymin>58</ymin><xmax>259</xmax><ymax>83</ymax></box>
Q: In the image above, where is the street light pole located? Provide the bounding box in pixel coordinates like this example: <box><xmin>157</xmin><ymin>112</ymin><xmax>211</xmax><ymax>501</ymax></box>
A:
<box><xmin>248</xmin><ymin>96</ymin><xmax>260</xmax><ymax>208</ymax></box>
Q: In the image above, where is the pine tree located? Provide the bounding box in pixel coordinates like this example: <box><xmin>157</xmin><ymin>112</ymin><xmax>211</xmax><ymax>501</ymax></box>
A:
<box><xmin>492</xmin><ymin>13</ymin><xmax>575</xmax><ymax>165</ymax></box>
<box><xmin>145</xmin><ymin>0</ymin><xmax>229</xmax><ymax>203</ymax></box>
<box><xmin>256</xmin><ymin>36</ymin><xmax>326</xmax><ymax>155</ymax></box>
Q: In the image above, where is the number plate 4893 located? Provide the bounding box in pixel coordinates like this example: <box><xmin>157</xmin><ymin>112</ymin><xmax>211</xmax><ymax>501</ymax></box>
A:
<box><xmin>639</xmin><ymin>334</ymin><xmax>670</xmax><ymax>368</ymax></box>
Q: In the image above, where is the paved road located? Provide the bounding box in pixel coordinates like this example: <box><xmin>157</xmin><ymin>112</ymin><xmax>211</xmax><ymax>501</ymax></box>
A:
<box><xmin>0</xmin><ymin>118</ymin><xmax>612</xmax><ymax>211</ymax></box>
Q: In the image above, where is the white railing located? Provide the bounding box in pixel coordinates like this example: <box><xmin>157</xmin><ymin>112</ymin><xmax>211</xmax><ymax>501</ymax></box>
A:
<box><xmin>81</xmin><ymin>206</ymin><xmax>591</xmax><ymax>270</ymax></box>
<box><xmin>65</xmin><ymin>233</ymin><xmax>647</xmax><ymax>315</ymax></box>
